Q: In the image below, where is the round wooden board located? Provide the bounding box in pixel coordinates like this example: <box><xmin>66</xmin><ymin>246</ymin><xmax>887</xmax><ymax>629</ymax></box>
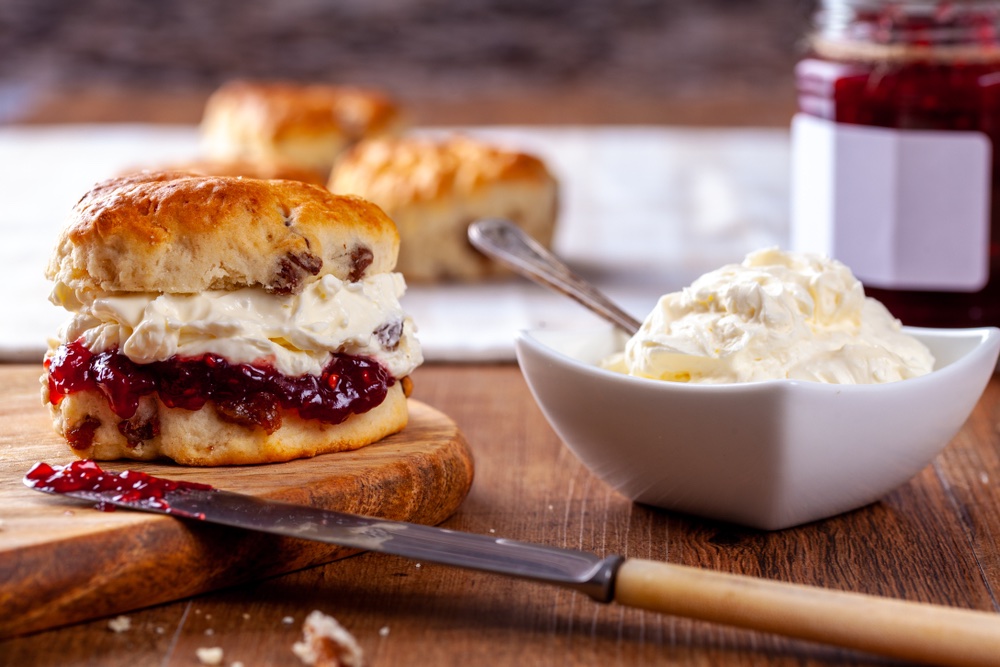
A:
<box><xmin>0</xmin><ymin>365</ymin><xmax>474</xmax><ymax>638</ymax></box>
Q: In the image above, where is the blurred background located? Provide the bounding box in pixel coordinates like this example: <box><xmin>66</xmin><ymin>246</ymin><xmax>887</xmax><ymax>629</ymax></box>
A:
<box><xmin>0</xmin><ymin>0</ymin><xmax>813</xmax><ymax>126</ymax></box>
<box><xmin>0</xmin><ymin>0</ymin><xmax>812</xmax><ymax>357</ymax></box>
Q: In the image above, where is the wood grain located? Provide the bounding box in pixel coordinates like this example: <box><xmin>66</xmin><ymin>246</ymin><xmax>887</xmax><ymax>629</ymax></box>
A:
<box><xmin>1</xmin><ymin>363</ymin><xmax>999</xmax><ymax>666</ymax></box>
<box><xmin>0</xmin><ymin>365</ymin><xmax>474</xmax><ymax>640</ymax></box>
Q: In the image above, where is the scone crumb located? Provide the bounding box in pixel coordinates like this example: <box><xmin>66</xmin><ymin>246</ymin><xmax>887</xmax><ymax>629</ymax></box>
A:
<box><xmin>378</xmin><ymin>626</ymin><xmax>389</xmax><ymax>638</ymax></box>
<box><xmin>107</xmin><ymin>616</ymin><xmax>131</xmax><ymax>633</ymax></box>
<box><xmin>292</xmin><ymin>610</ymin><xmax>363</xmax><ymax>667</ymax></box>
<box><xmin>196</xmin><ymin>647</ymin><xmax>224</xmax><ymax>665</ymax></box>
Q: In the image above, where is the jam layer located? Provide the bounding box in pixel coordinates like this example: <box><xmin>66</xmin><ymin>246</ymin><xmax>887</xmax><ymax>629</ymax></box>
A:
<box><xmin>45</xmin><ymin>340</ymin><xmax>394</xmax><ymax>437</ymax></box>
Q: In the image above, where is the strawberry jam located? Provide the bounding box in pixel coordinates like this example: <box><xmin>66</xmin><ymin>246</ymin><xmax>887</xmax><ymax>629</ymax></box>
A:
<box><xmin>24</xmin><ymin>460</ymin><xmax>213</xmax><ymax>512</ymax></box>
<box><xmin>45</xmin><ymin>340</ymin><xmax>393</xmax><ymax>433</ymax></box>
<box><xmin>795</xmin><ymin>1</ymin><xmax>1000</xmax><ymax>327</ymax></box>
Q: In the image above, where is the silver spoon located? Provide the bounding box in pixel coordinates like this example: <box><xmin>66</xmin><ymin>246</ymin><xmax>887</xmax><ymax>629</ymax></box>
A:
<box><xmin>468</xmin><ymin>219</ymin><xmax>642</xmax><ymax>335</ymax></box>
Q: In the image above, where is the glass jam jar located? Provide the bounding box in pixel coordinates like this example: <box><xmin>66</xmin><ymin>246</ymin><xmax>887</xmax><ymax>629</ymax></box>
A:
<box><xmin>791</xmin><ymin>0</ymin><xmax>1000</xmax><ymax>327</ymax></box>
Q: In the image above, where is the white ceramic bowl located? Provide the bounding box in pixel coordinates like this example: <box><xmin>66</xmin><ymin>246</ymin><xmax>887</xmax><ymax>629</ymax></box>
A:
<box><xmin>515</xmin><ymin>326</ymin><xmax>1000</xmax><ymax>530</ymax></box>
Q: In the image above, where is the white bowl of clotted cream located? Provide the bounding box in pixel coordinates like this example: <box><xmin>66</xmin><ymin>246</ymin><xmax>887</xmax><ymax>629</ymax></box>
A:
<box><xmin>516</xmin><ymin>324</ymin><xmax>999</xmax><ymax>530</ymax></box>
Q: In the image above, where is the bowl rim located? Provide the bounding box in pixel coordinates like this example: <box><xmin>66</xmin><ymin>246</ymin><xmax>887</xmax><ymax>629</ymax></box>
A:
<box><xmin>516</xmin><ymin>325</ymin><xmax>1000</xmax><ymax>395</ymax></box>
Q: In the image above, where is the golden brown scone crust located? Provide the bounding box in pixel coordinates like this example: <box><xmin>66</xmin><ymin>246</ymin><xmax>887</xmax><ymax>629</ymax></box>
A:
<box><xmin>149</xmin><ymin>158</ymin><xmax>329</xmax><ymax>187</ymax></box>
<box><xmin>44</xmin><ymin>381</ymin><xmax>409</xmax><ymax>466</ymax></box>
<box><xmin>328</xmin><ymin>135</ymin><xmax>559</xmax><ymax>282</ymax></box>
<box><xmin>46</xmin><ymin>171</ymin><xmax>399</xmax><ymax>295</ymax></box>
<box><xmin>201</xmin><ymin>80</ymin><xmax>404</xmax><ymax>177</ymax></box>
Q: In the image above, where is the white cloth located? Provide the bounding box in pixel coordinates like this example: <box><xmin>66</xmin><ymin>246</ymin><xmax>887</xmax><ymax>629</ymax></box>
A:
<box><xmin>0</xmin><ymin>124</ymin><xmax>790</xmax><ymax>362</ymax></box>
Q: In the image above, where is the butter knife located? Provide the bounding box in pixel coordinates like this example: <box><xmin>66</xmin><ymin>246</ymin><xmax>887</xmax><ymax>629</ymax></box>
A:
<box><xmin>24</xmin><ymin>461</ymin><xmax>1000</xmax><ymax>667</ymax></box>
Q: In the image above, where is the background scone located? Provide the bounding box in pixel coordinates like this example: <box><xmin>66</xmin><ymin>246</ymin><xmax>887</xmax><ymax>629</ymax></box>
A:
<box><xmin>43</xmin><ymin>171</ymin><xmax>422</xmax><ymax>466</ymax></box>
<box><xmin>143</xmin><ymin>158</ymin><xmax>329</xmax><ymax>187</ymax></box>
<box><xmin>328</xmin><ymin>135</ymin><xmax>559</xmax><ymax>282</ymax></box>
<box><xmin>201</xmin><ymin>80</ymin><xmax>404</xmax><ymax>182</ymax></box>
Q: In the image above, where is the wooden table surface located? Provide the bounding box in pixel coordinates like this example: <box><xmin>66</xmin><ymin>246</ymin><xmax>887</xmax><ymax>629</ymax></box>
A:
<box><xmin>1</xmin><ymin>360</ymin><xmax>998</xmax><ymax>666</ymax></box>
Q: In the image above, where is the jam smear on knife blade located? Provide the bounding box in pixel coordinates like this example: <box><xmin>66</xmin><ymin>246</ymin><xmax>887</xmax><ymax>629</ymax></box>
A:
<box><xmin>24</xmin><ymin>460</ymin><xmax>213</xmax><ymax>514</ymax></box>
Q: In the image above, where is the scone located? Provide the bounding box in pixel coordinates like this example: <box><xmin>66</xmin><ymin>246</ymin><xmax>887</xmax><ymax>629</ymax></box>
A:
<box><xmin>147</xmin><ymin>158</ymin><xmax>329</xmax><ymax>187</ymax></box>
<box><xmin>328</xmin><ymin>135</ymin><xmax>559</xmax><ymax>282</ymax></box>
<box><xmin>43</xmin><ymin>171</ymin><xmax>423</xmax><ymax>466</ymax></box>
<box><xmin>200</xmin><ymin>80</ymin><xmax>404</xmax><ymax>181</ymax></box>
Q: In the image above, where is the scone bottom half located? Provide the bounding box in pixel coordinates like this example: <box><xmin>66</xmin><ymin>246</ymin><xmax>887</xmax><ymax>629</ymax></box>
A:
<box><xmin>42</xmin><ymin>171</ymin><xmax>420</xmax><ymax>466</ymax></box>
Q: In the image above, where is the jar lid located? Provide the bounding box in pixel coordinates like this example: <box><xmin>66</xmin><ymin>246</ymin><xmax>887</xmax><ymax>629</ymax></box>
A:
<box><xmin>814</xmin><ymin>0</ymin><xmax>1000</xmax><ymax>62</ymax></box>
<box><xmin>822</xmin><ymin>0</ymin><xmax>1000</xmax><ymax>10</ymax></box>
<box><xmin>823</xmin><ymin>0</ymin><xmax>996</xmax><ymax>4</ymax></box>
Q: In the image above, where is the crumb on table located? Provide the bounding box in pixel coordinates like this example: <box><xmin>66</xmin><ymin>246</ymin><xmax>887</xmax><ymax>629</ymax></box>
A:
<box><xmin>195</xmin><ymin>646</ymin><xmax>224</xmax><ymax>665</ymax></box>
<box><xmin>107</xmin><ymin>616</ymin><xmax>131</xmax><ymax>633</ymax></box>
<box><xmin>292</xmin><ymin>610</ymin><xmax>363</xmax><ymax>667</ymax></box>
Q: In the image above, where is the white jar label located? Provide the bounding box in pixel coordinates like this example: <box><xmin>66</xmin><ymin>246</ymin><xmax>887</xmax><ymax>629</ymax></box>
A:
<box><xmin>790</xmin><ymin>113</ymin><xmax>991</xmax><ymax>291</ymax></box>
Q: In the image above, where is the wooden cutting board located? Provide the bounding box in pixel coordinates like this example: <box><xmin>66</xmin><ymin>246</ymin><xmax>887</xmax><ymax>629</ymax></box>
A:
<box><xmin>0</xmin><ymin>365</ymin><xmax>474</xmax><ymax>639</ymax></box>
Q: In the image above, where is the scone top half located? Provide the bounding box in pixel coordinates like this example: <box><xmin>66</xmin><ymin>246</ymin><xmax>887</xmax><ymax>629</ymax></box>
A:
<box><xmin>44</xmin><ymin>171</ymin><xmax>423</xmax><ymax>466</ymax></box>
<box><xmin>49</xmin><ymin>170</ymin><xmax>399</xmax><ymax>295</ymax></box>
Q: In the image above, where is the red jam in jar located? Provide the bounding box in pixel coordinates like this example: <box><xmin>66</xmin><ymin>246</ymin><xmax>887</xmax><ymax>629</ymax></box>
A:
<box><xmin>792</xmin><ymin>0</ymin><xmax>1000</xmax><ymax>327</ymax></box>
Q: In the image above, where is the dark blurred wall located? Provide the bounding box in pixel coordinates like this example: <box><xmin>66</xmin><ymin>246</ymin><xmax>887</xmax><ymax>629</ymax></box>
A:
<box><xmin>0</xmin><ymin>0</ymin><xmax>815</xmax><ymax>124</ymax></box>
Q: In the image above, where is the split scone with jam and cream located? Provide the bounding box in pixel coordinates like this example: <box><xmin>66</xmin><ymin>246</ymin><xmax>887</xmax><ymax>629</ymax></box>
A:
<box><xmin>328</xmin><ymin>135</ymin><xmax>559</xmax><ymax>282</ymax></box>
<box><xmin>200</xmin><ymin>80</ymin><xmax>404</xmax><ymax>182</ymax></box>
<box><xmin>42</xmin><ymin>171</ymin><xmax>422</xmax><ymax>466</ymax></box>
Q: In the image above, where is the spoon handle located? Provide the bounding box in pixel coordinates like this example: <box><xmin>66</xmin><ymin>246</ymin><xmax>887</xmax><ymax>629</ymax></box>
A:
<box><xmin>468</xmin><ymin>219</ymin><xmax>642</xmax><ymax>335</ymax></box>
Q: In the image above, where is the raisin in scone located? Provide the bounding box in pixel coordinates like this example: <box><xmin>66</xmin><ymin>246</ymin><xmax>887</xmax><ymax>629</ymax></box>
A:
<box><xmin>43</xmin><ymin>171</ymin><xmax>422</xmax><ymax>466</ymax></box>
<box><xmin>328</xmin><ymin>135</ymin><xmax>559</xmax><ymax>282</ymax></box>
<box><xmin>200</xmin><ymin>80</ymin><xmax>404</xmax><ymax>181</ymax></box>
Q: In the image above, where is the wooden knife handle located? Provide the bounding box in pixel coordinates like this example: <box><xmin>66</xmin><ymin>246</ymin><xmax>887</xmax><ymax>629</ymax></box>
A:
<box><xmin>614</xmin><ymin>558</ymin><xmax>1000</xmax><ymax>667</ymax></box>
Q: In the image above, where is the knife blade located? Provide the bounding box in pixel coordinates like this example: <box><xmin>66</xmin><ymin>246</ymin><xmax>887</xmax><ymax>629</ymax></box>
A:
<box><xmin>23</xmin><ymin>461</ymin><xmax>1000</xmax><ymax>667</ymax></box>
<box><xmin>21</xmin><ymin>460</ymin><xmax>620</xmax><ymax>601</ymax></box>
